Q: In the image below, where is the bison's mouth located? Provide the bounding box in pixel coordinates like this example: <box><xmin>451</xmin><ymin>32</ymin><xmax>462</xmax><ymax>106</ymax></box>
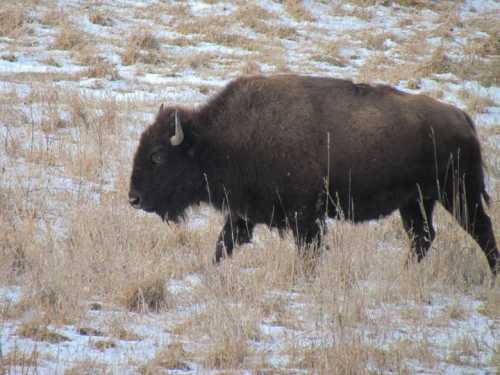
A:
<box><xmin>130</xmin><ymin>201</ymin><xmax>155</xmax><ymax>213</ymax></box>
<box><xmin>130</xmin><ymin>190</ymin><xmax>188</xmax><ymax>224</ymax></box>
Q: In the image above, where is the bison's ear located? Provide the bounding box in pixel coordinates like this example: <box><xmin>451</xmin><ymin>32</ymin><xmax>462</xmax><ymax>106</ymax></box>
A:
<box><xmin>155</xmin><ymin>103</ymin><xmax>166</xmax><ymax>121</ymax></box>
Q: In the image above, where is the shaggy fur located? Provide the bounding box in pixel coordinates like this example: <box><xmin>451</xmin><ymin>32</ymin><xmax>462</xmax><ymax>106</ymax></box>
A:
<box><xmin>129</xmin><ymin>75</ymin><xmax>499</xmax><ymax>274</ymax></box>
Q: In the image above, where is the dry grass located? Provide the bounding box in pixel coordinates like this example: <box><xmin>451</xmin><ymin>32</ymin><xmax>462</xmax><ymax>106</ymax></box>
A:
<box><xmin>478</xmin><ymin>289</ymin><xmax>500</xmax><ymax>319</ymax></box>
<box><xmin>289</xmin><ymin>341</ymin><xmax>375</xmax><ymax>374</ymax></box>
<box><xmin>142</xmin><ymin>342</ymin><xmax>190</xmax><ymax>372</ymax></box>
<box><xmin>173</xmin><ymin>52</ymin><xmax>217</xmax><ymax>71</ymax></box>
<box><xmin>313</xmin><ymin>39</ymin><xmax>348</xmax><ymax>67</ymax></box>
<box><xmin>0</xmin><ymin>347</ymin><xmax>40</xmax><ymax>371</ymax></box>
<box><xmin>175</xmin><ymin>14</ymin><xmax>263</xmax><ymax>50</ymax></box>
<box><xmin>106</xmin><ymin>317</ymin><xmax>142</xmax><ymax>341</ymax></box>
<box><xmin>93</xmin><ymin>340</ymin><xmax>117</xmax><ymax>351</ymax></box>
<box><xmin>412</xmin><ymin>40</ymin><xmax>500</xmax><ymax>87</ymax></box>
<box><xmin>86</xmin><ymin>57</ymin><xmax>120</xmax><ymax>80</ymax></box>
<box><xmin>491</xmin><ymin>346</ymin><xmax>500</xmax><ymax>369</ymax></box>
<box><xmin>64</xmin><ymin>360</ymin><xmax>109</xmax><ymax>374</ymax></box>
<box><xmin>357</xmin><ymin>53</ymin><xmax>410</xmax><ymax>84</ymax></box>
<box><xmin>1</xmin><ymin>54</ymin><xmax>17</xmax><ymax>62</ymax></box>
<box><xmin>40</xmin><ymin>6</ymin><xmax>66</xmax><ymax>26</ymax></box>
<box><xmin>458</xmin><ymin>88</ymin><xmax>496</xmax><ymax>114</ymax></box>
<box><xmin>0</xmin><ymin>1</ymin><xmax>499</xmax><ymax>373</ymax></box>
<box><xmin>121</xmin><ymin>46</ymin><xmax>141</xmax><ymax>66</ymax></box>
<box><xmin>121</xmin><ymin>30</ymin><xmax>163</xmax><ymax>66</ymax></box>
<box><xmin>240</xmin><ymin>61</ymin><xmax>262</xmax><ymax>76</ymax></box>
<box><xmin>18</xmin><ymin>320</ymin><xmax>70</xmax><ymax>343</ymax></box>
<box><xmin>0</xmin><ymin>4</ymin><xmax>27</xmax><ymax>37</ymax></box>
<box><xmin>129</xmin><ymin>31</ymin><xmax>160</xmax><ymax>50</ymax></box>
<box><xmin>123</xmin><ymin>276</ymin><xmax>171</xmax><ymax>312</ymax></box>
<box><xmin>89</xmin><ymin>9</ymin><xmax>113</xmax><ymax>26</ymax></box>
<box><xmin>52</xmin><ymin>23</ymin><xmax>86</xmax><ymax>50</ymax></box>
<box><xmin>283</xmin><ymin>0</ymin><xmax>315</xmax><ymax>21</ymax></box>
<box><xmin>418</xmin><ymin>46</ymin><xmax>454</xmax><ymax>76</ymax></box>
<box><xmin>41</xmin><ymin>56</ymin><xmax>61</xmax><ymax>67</ymax></box>
<box><xmin>232</xmin><ymin>4</ymin><xmax>296</xmax><ymax>40</ymax></box>
<box><xmin>78</xmin><ymin>326</ymin><xmax>104</xmax><ymax>337</ymax></box>
<box><xmin>445</xmin><ymin>300</ymin><xmax>468</xmax><ymax>320</ymax></box>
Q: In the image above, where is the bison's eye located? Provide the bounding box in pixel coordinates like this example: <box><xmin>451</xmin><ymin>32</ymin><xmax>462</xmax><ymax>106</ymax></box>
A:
<box><xmin>151</xmin><ymin>151</ymin><xmax>166</xmax><ymax>164</ymax></box>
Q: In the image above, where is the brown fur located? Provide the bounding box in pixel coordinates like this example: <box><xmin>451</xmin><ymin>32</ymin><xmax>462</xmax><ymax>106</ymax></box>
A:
<box><xmin>129</xmin><ymin>75</ymin><xmax>499</xmax><ymax>274</ymax></box>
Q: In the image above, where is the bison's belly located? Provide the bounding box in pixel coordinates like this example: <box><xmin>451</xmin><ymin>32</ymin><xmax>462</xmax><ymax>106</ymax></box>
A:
<box><xmin>329</xmin><ymin>185</ymin><xmax>419</xmax><ymax>222</ymax></box>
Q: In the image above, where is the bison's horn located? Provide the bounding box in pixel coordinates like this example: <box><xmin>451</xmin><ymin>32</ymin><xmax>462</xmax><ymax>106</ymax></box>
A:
<box><xmin>170</xmin><ymin>111</ymin><xmax>184</xmax><ymax>146</ymax></box>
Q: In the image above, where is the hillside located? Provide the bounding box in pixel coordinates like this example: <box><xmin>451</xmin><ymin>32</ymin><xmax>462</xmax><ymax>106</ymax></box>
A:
<box><xmin>0</xmin><ymin>0</ymin><xmax>499</xmax><ymax>373</ymax></box>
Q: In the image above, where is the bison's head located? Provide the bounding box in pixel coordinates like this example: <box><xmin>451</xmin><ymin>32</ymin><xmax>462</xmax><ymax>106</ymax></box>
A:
<box><xmin>129</xmin><ymin>105</ymin><xmax>204</xmax><ymax>222</ymax></box>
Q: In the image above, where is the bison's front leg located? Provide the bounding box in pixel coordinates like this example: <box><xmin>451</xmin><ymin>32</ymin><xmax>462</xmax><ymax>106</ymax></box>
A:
<box><xmin>292</xmin><ymin>217</ymin><xmax>326</xmax><ymax>249</ymax></box>
<box><xmin>214</xmin><ymin>216</ymin><xmax>255</xmax><ymax>263</ymax></box>
<box><xmin>292</xmin><ymin>218</ymin><xmax>326</xmax><ymax>274</ymax></box>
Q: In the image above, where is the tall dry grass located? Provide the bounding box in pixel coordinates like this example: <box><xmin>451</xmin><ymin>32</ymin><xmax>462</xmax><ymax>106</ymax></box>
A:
<box><xmin>0</xmin><ymin>0</ymin><xmax>499</xmax><ymax>373</ymax></box>
<box><xmin>0</xmin><ymin>4</ymin><xmax>27</xmax><ymax>37</ymax></box>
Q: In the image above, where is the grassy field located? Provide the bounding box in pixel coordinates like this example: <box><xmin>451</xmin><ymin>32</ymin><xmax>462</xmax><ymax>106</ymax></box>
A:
<box><xmin>0</xmin><ymin>0</ymin><xmax>499</xmax><ymax>373</ymax></box>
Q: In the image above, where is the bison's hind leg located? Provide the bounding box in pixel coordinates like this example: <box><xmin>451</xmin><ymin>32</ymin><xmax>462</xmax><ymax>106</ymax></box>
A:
<box><xmin>400</xmin><ymin>198</ymin><xmax>437</xmax><ymax>266</ymax></box>
<box><xmin>214</xmin><ymin>216</ymin><xmax>255</xmax><ymax>263</ymax></box>
<box><xmin>442</xmin><ymin>179</ymin><xmax>499</xmax><ymax>276</ymax></box>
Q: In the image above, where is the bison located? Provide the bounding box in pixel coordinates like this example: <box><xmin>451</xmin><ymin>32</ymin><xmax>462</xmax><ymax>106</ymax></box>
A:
<box><xmin>129</xmin><ymin>75</ymin><xmax>499</xmax><ymax>275</ymax></box>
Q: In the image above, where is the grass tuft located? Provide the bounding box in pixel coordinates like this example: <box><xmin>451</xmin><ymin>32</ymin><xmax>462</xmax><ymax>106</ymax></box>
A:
<box><xmin>283</xmin><ymin>0</ymin><xmax>315</xmax><ymax>21</ymax></box>
<box><xmin>93</xmin><ymin>340</ymin><xmax>117</xmax><ymax>351</ymax></box>
<box><xmin>0</xmin><ymin>347</ymin><xmax>40</xmax><ymax>370</ymax></box>
<box><xmin>18</xmin><ymin>320</ymin><xmax>70</xmax><ymax>343</ymax></box>
<box><xmin>123</xmin><ymin>276</ymin><xmax>170</xmax><ymax>313</ymax></box>
<box><xmin>89</xmin><ymin>9</ymin><xmax>113</xmax><ymax>26</ymax></box>
<box><xmin>0</xmin><ymin>4</ymin><xmax>26</xmax><ymax>37</ymax></box>
<box><xmin>52</xmin><ymin>23</ymin><xmax>86</xmax><ymax>50</ymax></box>
<box><xmin>143</xmin><ymin>342</ymin><xmax>190</xmax><ymax>371</ymax></box>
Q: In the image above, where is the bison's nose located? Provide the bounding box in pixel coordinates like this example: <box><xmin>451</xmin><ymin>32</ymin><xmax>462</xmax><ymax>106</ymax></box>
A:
<box><xmin>128</xmin><ymin>190</ymin><xmax>142</xmax><ymax>208</ymax></box>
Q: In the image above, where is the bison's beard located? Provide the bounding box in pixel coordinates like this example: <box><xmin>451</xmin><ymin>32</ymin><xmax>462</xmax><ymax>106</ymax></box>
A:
<box><xmin>160</xmin><ymin>209</ymin><xmax>186</xmax><ymax>224</ymax></box>
<box><xmin>155</xmin><ymin>198</ymin><xmax>190</xmax><ymax>224</ymax></box>
<box><xmin>154</xmin><ymin>181</ymin><xmax>204</xmax><ymax>224</ymax></box>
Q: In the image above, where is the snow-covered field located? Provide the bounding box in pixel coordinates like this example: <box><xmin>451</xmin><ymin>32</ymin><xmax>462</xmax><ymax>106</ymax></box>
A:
<box><xmin>0</xmin><ymin>0</ymin><xmax>499</xmax><ymax>373</ymax></box>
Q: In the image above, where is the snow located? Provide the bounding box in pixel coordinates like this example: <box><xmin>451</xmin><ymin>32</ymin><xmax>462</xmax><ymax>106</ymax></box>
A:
<box><xmin>462</xmin><ymin>0</ymin><xmax>500</xmax><ymax>13</ymax></box>
<box><xmin>0</xmin><ymin>0</ymin><xmax>499</xmax><ymax>373</ymax></box>
<box><xmin>0</xmin><ymin>59</ymin><xmax>83</xmax><ymax>74</ymax></box>
<box><xmin>0</xmin><ymin>286</ymin><xmax>22</xmax><ymax>305</ymax></box>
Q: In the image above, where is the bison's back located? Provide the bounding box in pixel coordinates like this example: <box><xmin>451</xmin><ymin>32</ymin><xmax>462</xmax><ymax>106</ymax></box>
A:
<box><xmin>199</xmin><ymin>75</ymin><xmax>483</xmax><ymax>222</ymax></box>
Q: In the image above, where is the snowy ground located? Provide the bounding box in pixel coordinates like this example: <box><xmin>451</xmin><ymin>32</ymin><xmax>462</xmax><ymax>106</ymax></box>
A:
<box><xmin>0</xmin><ymin>0</ymin><xmax>499</xmax><ymax>373</ymax></box>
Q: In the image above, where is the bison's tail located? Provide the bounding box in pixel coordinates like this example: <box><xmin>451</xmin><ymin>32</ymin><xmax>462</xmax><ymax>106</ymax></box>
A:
<box><xmin>464</xmin><ymin>110</ymin><xmax>491</xmax><ymax>208</ymax></box>
<box><xmin>482</xmin><ymin>189</ymin><xmax>491</xmax><ymax>208</ymax></box>
<box><xmin>463</xmin><ymin>111</ymin><xmax>477</xmax><ymax>133</ymax></box>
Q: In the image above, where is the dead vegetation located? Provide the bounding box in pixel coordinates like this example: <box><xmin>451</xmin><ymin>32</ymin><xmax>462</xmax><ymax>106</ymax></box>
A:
<box><xmin>92</xmin><ymin>339</ymin><xmax>117</xmax><ymax>351</ymax></box>
<box><xmin>0</xmin><ymin>0</ymin><xmax>499</xmax><ymax>373</ymax></box>
<box><xmin>313</xmin><ymin>39</ymin><xmax>349</xmax><ymax>67</ymax></box>
<box><xmin>17</xmin><ymin>320</ymin><xmax>70</xmax><ymax>343</ymax></box>
<box><xmin>63</xmin><ymin>360</ymin><xmax>109</xmax><ymax>374</ymax></box>
<box><xmin>142</xmin><ymin>342</ymin><xmax>190</xmax><ymax>372</ymax></box>
<box><xmin>52</xmin><ymin>23</ymin><xmax>87</xmax><ymax>50</ymax></box>
<box><xmin>283</xmin><ymin>0</ymin><xmax>315</xmax><ymax>21</ymax></box>
<box><xmin>89</xmin><ymin>9</ymin><xmax>113</xmax><ymax>26</ymax></box>
<box><xmin>40</xmin><ymin>6</ymin><xmax>66</xmax><ymax>26</ymax></box>
<box><xmin>457</xmin><ymin>88</ymin><xmax>495</xmax><ymax>114</ymax></box>
<box><xmin>86</xmin><ymin>57</ymin><xmax>120</xmax><ymax>80</ymax></box>
<box><xmin>121</xmin><ymin>30</ymin><xmax>162</xmax><ymax>66</ymax></box>
<box><xmin>0</xmin><ymin>4</ymin><xmax>27</xmax><ymax>37</ymax></box>
<box><xmin>0</xmin><ymin>347</ymin><xmax>40</xmax><ymax>371</ymax></box>
<box><xmin>123</xmin><ymin>276</ymin><xmax>171</xmax><ymax>312</ymax></box>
